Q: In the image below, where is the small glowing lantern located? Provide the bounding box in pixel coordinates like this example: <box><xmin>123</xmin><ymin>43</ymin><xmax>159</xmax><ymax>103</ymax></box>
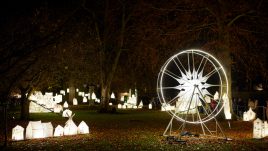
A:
<box><xmin>26</xmin><ymin>121</ymin><xmax>44</xmax><ymax>139</ymax></box>
<box><xmin>91</xmin><ymin>92</ymin><xmax>96</xmax><ymax>100</ymax></box>
<box><xmin>54</xmin><ymin>125</ymin><xmax>64</xmax><ymax>137</ymax></box>
<box><xmin>205</xmin><ymin>95</ymin><xmax>211</xmax><ymax>103</ymax></box>
<box><xmin>253</xmin><ymin>118</ymin><xmax>263</xmax><ymax>139</ymax></box>
<box><xmin>213</xmin><ymin>91</ymin><xmax>219</xmax><ymax>100</ymax></box>
<box><xmin>78</xmin><ymin>121</ymin><xmax>89</xmax><ymax>134</ymax></box>
<box><xmin>149</xmin><ymin>103</ymin><xmax>152</xmax><ymax>109</ymax></box>
<box><xmin>63</xmin><ymin>101</ymin><xmax>68</xmax><ymax>108</ymax></box>
<box><xmin>67</xmin><ymin>88</ymin><xmax>69</xmax><ymax>93</ymax></box>
<box><xmin>118</xmin><ymin>104</ymin><xmax>122</xmax><ymax>109</ymax></box>
<box><xmin>243</xmin><ymin>108</ymin><xmax>256</xmax><ymax>121</ymax></box>
<box><xmin>223</xmin><ymin>93</ymin><xmax>231</xmax><ymax>119</ymax></box>
<box><xmin>60</xmin><ymin>90</ymin><xmax>65</xmax><ymax>96</ymax></box>
<box><xmin>109</xmin><ymin>102</ymin><xmax>112</xmax><ymax>106</ymax></box>
<box><xmin>73</xmin><ymin>98</ymin><xmax>78</xmax><ymax>105</ymax></box>
<box><xmin>83</xmin><ymin>97</ymin><xmax>88</xmax><ymax>103</ymax></box>
<box><xmin>111</xmin><ymin>92</ymin><xmax>115</xmax><ymax>99</ymax></box>
<box><xmin>76</xmin><ymin>88</ymin><xmax>79</xmax><ymax>92</ymax></box>
<box><xmin>12</xmin><ymin>125</ymin><xmax>24</xmax><ymax>141</ymax></box>
<box><xmin>54</xmin><ymin>104</ymin><xmax>63</xmax><ymax>113</ymax></box>
<box><xmin>64</xmin><ymin>114</ymin><xmax>78</xmax><ymax>135</ymax></box>
<box><xmin>42</xmin><ymin>122</ymin><xmax>53</xmax><ymax>138</ymax></box>
<box><xmin>54</xmin><ymin>94</ymin><xmax>63</xmax><ymax>103</ymax></box>
<box><xmin>62</xmin><ymin>109</ymin><xmax>72</xmax><ymax>117</ymax></box>
<box><xmin>138</xmin><ymin>101</ymin><xmax>143</xmax><ymax>108</ymax></box>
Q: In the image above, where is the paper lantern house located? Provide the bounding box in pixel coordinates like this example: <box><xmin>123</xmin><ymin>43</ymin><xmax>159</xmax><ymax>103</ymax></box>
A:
<box><xmin>54</xmin><ymin>125</ymin><xmax>64</xmax><ymax>137</ymax></box>
<box><xmin>62</xmin><ymin>109</ymin><xmax>72</xmax><ymax>117</ymax></box>
<box><xmin>118</xmin><ymin>104</ymin><xmax>122</xmax><ymax>109</ymax></box>
<box><xmin>253</xmin><ymin>118</ymin><xmax>263</xmax><ymax>139</ymax></box>
<box><xmin>243</xmin><ymin>108</ymin><xmax>256</xmax><ymax>121</ymax></box>
<box><xmin>63</xmin><ymin>101</ymin><xmax>68</xmax><ymax>108</ymax></box>
<box><xmin>54</xmin><ymin>104</ymin><xmax>63</xmax><ymax>113</ymax></box>
<box><xmin>26</xmin><ymin>121</ymin><xmax>44</xmax><ymax>139</ymax></box>
<box><xmin>138</xmin><ymin>101</ymin><xmax>143</xmax><ymax>109</ymax></box>
<box><xmin>223</xmin><ymin>93</ymin><xmax>232</xmax><ymax>119</ymax></box>
<box><xmin>12</xmin><ymin>125</ymin><xmax>24</xmax><ymax>141</ymax></box>
<box><xmin>64</xmin><ymin>114</ymin><xmax>78</xmax><ymax>135</ymax></box>
<box><xmin>149</xmin><ymin>103</ymin><xmax>152</xmax><ymax>109</ymax></box>
<box><xmin>54</xmin><ymin>95</ymin><xmax>63</xmax><ymax>103</ymax></box>
<box><xmin>78</xmin><ymin>121</ymin><xmax>89</xmax><ymax>134</ymax></box>
<box><xmin>73</xmin><ymin>98</ymin><xmax>78</xmax><ymax>105</ymax></box>
<box><xmin>42</xmin><ymin>122</ymin><xmax>53</xmax><ymax>138</ymax></box>
<box><xmin>83</xmin><ymin>97</ymin><xmax>88</xmax><ymax>103</ymax></box>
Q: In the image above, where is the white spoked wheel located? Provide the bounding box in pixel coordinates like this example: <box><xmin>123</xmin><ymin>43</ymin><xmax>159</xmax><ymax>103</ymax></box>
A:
<box><xmin>157</xmin><ymin>49</ymin><xmax>228</xmax><ymax>124</ymax></box>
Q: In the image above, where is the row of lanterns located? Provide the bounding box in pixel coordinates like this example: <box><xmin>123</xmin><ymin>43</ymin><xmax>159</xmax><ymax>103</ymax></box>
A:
<box><xmin>12</xmin><ymin>116</ymin><xmax>89</xmax><ymax>141</ymax></box>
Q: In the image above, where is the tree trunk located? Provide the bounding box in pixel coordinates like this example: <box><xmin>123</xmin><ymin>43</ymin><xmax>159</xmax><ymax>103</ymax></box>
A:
<box><xmin>100</xmin><ymin>84</ymin><xmax>110</xmax><ymax>110</ymax></box>
<box><xmin>20</xmin><ymin>90</ymin><xmax>29</xmax><ymax>120</ymax></box>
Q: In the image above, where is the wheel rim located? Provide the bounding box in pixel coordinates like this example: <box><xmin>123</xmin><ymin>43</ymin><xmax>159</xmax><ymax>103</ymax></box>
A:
<box><xmin>157</xmin><ymin>49</ymin><xmax>228</xmax><ymax>124</ymax></box>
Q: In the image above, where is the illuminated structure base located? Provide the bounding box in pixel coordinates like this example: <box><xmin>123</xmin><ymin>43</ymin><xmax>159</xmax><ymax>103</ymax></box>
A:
<box><xmin>163</xmin><ymin>113</ymin><xmax>227</xmax><ymax>141</ymax></box>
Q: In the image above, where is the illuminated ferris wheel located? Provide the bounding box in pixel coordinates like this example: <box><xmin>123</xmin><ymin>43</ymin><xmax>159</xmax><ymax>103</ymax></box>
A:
<box><xmin>157</xmin><ymin>49</ymin><xmax>228</xmax><ymax>139</ymax></box>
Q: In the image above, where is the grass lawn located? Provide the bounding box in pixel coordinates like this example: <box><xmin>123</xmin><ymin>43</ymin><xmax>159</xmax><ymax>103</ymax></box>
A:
<box><xmin>1</xmin><ymin>105</ymin><xmax>268</xmax><ymax>150</ymax></box>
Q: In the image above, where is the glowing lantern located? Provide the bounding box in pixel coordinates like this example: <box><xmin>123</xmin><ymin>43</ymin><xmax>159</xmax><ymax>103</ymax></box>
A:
<box><xmin>264</xmin><ymin>121</ymin><xmax>268</xmax><ymax>137</ymax></box>
<box><xmin>42</xmin><ymin>122</ymin><xmax>53</xmax><ymax>138</ymax></box>
<box><xmin>111</xmin><ymin>92</ymin><xmax>115</xmax><ymax>99</ymax></box>
<box><xmin>78</xmin><ymin>121</ymin><xmax>89</xmax><ymax>134</ymax></box>
<box><xmin>67</xmin><ymin>88</ymin><xmax>69</xmax><ymax>93</ymax></box>
<box><xmin>64</xmin><ymin>114</ymin><xmax>78</xmax><ymax>135</ymax></box>
<box><xmin>253</xmin><ymin>118</ymin><xmax>263</xmax><ymax>139</ymax></box>
<box><xmin>138</xmin><ymin>101</ymin><xmax>143</xmax><ymax>108</ymax></box>
<box><xmin>54</xmin><ymin>94</ymin><xmax>63</xmax><ymax>103</ymax></box>
<box><xmin>62</xmin><ymin>109</ymin><xmax>72</xmax><ymax>117</ymax></box>
<box><xmin>54</xmin><ymin>104</ymin><xmax>63</xmax><ymax>113</ymax></box>
<box><xmin>205</xmin><ymin>95</ymin><xmax>211</xmax><ymax>103</ymax></box>
<box><xmin>73</xmin><ymin>98</ymin><xmax>78</xmax><ymax>105</ymax></box>
<box><xmin>76</xmin><ymin>88</ymin><xmax>79</xmax><ymax>92</ymax></box>
<box><xmin>12</xmin><ymin>125</ymin><xmax>24</xmax><ymax>141</ymax></box>
<box><xmin>149</xmin><ymin>103</ymin><xmax>152</xmax><ymax>109</ymax></box>
<box><xmin>91</xmin><ymin>92</ymin><xmax>96</xmax><ymax>100</ymax></box>
<box><xmin>95</xmin><ymin>98</ymin><xmax>100</xmax><ymax>103</ymax></box>
<box><xmin>109</xmin><ymin>102</ymin><xmax>112</xmax><ymax>106</ymax></box>
<box><xmin>54</xmin><ymin>125</ymin><xmax>64</xmax><ymax>137</ymax></box>
<box><xmin>213</xmin><ymin>91</ymin><xmax>219</xmax><ymax>100</ymax></box>
<box><xmin>26</xmin><ymin>121</ymin><xmax>44</xmax><ymax>139</ymax></box>
<box><xmin>223</xmin><ymin>93</ymin><xmax>231</xmax><ymax>119</ymax></box>
<box><xmin>63</xmin><ymin>101</ymin><xmax>68</xmax><ymax>108</ymax></box>
<box><xmin>60</xmin><ymin>90</ymin><xmax>65</xmax><ymax>96</ymax></box>
<box><xmin>83</xmin><ymin>97</ymin><xmax>88</xmax><ymax>103</ymax></box>
<box><xmin>118</xmin><ymin>104</ymin><xmax>122</xmax><ymax>109</ymax></box>
<box><xmin>243</xmin><ymin>108</ymin><xmax>256</xmax><ymax>121</ymax></box>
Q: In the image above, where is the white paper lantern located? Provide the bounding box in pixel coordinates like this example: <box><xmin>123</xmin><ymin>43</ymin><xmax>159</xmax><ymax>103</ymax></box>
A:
<box><xmin>67</xmin><ymin>88</ymin><xmax>69</xmax><ymax>93</ymax></box>
<box><xmin>253</xmin><ymin>118</ymin><xmax>263</xmax><ymax>139</ymax></box>
<box><xmin>54</xmin><ymin>125</ymin><xmax>64</xmax><ymax>137</ymax></box>
<box><xmin>62</xmin><ymin>109</ymin><xmax>72</xmax><ymax>117</ymax></box>
<box><xmin>109</xmin><ymin>102</ymin><xmax>112</xmax><ymax>106</ymax></box>
<box><xmin>12</xmin><ymin>125</ymin><xmax>24</xmax><ymax>141</ymax></box>
<box><xmin>73</xmin><ymin>98</ymin><xmax>78</xmax><ymax>105</ymax></box>
<box><xmin>54</xmin><ymin>95</ymin><xmax>63</xmax><ymax>103</ymax></box>
<box><xmin>83</xmin><ymin>97</ymin><xmax>88</xmax><ymax>103</ymax></box>
<box><xmin>26</xmin><ymin>121</ymin><xmax>44</xmax><ymax>139</ymax></box>
<box><xmin>63</xmin><ymin>101</ymin><xmax>68</xmax><ymax>108</ymax></box>
<box><xmin>243</xmin><ymin>108</ymin><xmax>256</xmax><ymax>121</ymax></box>
<box><xmin>54</xmin><ymin>104</ymin><xmax>63</xmax><ymax>113</ymax></box>
<box><xmin>118</xmin><ymin>104</ymin><xmax>122</xmax><ymax>109</ymax></box>
<box><xmin>60</xmin><ymin>90</ymin><xmax>65</xmax><ymax>96</ymax></box>
<box><xmin>149</xmin><ymin>103</ymin><xmax>152</xmax><ymax>109</ymax></box>
<box><xmin>78</xmin><ymin>121</ymin><xmax>89</xmax><ymax>134</ymax></box>
<box><xmin>42</xmin><ymin>122</ymin><xmax>53</xmax><ymax>138</ymax></box>
<box><xmin>111</xmin><ymin>92</ymin><xmax>115</xmax><ymax>99</ymax></box>
<box><xmin>91</xmin><ymin>92</ymin><xmax>96</xmax><ymax>100</ymax></box>
<box><xmin>138</xmin><ymin>101</ymin><xmax>143</xmax><ymax>108</ymax></box>
<box><xmin>64</xmin><ymin>115</ymin><xmax>78</xmax><ymax>135</ymax></box>
<box><xmin>223</xmin><ymin>93</ymin><xmax>232</xmax><ymax>119</ymax></box>
<box><xmin>76</xmin><ymin>88</ymin><xmax>79</xmax><ymax>92</ymax></box>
